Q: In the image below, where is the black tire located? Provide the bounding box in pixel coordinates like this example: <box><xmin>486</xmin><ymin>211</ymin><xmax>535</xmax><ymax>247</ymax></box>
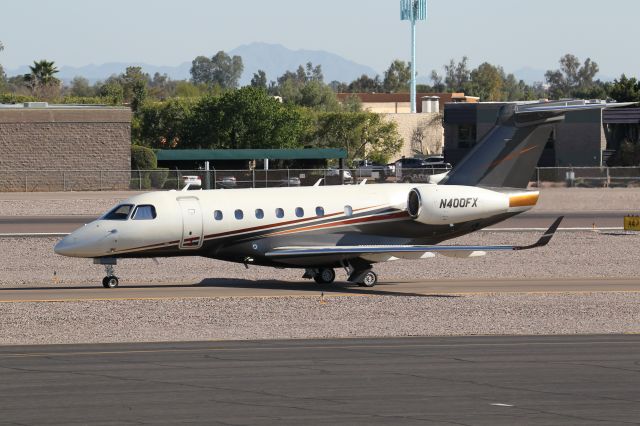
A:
<box><xmin>104</xmin><ymin>276</ymin><xmax>119</xmax><ymax>289</ymax></box>
<box><xmin>314</xmin><ymin>268</ymin><xmax>336</xmax><ymax>284</ymax></box>
<box><xmin>358</xmin><ymin>271</ymin><xmax>377</xmax><ymax>287</ymax></box>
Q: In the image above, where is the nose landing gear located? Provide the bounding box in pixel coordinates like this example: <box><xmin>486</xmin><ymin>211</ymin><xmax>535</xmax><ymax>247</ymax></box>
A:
<box><xmin>102</xmin><ymin>264</ymin><xmax>119</xmax><ymax>288</ymax></box>
<box><xmin>94</xmin><ymin>258</ymin><xmax>119</xmax><ymax>289</ymax></box>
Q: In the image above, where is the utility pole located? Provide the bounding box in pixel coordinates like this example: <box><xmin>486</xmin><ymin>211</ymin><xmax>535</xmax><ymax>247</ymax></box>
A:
<box><xmin>401</xmin><ymin>0</ymin><xmax>427</xmax><ymax>113</ymax></box>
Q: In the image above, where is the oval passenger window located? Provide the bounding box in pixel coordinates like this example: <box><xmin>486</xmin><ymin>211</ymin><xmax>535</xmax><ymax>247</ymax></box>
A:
<box><xmin>316</xmin><ymin>206</ymin><xmax>324</xmax><ymax>217</ymax></box>
<box><xmin>295</xmin><ymin>207</ymin><xmax>304</xmax><ymax>218</ymax></box>
<box><xmin>235</xmin><ymin>209</ymin><xmax>244</xmax><ymax>220</ymax></box>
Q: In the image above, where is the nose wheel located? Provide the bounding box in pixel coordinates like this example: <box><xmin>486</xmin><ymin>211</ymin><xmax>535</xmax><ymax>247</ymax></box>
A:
<box><xmin>102</xmin><ymin>264</ymin><xmax>119</xmax><ymax>288</ymax></box>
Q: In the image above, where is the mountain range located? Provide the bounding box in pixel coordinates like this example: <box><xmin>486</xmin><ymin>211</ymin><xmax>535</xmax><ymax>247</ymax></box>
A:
<box><xmin>6</xmin><ymin>43</ymin><xmax>611</xmax><ymax>87</ymax></box>
<box><xmin>5</xmin><ymin>42</ymin><xmax>379</xmax><ymax>86</ymax></box>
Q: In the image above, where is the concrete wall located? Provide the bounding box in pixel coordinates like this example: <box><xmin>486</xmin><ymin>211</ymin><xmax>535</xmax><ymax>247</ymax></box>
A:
<box><xmin>0</xmin><ymin>106</ymin><xmax>132</xmax><ymax>191</ymax></box>
<box><xmin>384</xmin><ymin>113</ymin><xmax>444</xmax><ymax>160</ymax></box>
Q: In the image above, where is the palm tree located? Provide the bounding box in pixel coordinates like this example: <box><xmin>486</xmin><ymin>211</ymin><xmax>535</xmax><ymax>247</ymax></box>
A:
<box><xmin>24</xmin><ymin>60</ymin><xmax>60</xmax><ymax>91</ymax></box>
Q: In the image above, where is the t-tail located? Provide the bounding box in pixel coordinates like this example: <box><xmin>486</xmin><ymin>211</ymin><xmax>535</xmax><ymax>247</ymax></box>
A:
<box><xmin>441</xmin><ymin>102</ymin><xmax>618</xmax><ymax>189</ymax></box>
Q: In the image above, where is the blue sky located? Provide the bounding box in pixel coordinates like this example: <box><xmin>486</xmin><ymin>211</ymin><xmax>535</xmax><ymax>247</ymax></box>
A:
<box><xmin>2</xmin><ymin>0</ymin><xmax>639</xmax><ymax>78</ymax></box>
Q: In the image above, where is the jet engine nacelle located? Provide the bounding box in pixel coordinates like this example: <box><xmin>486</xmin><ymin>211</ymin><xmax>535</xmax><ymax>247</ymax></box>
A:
<box><xmin>407</xmin><ymin>185</ymin><xmax>509</xmax><ymax>225</ymax></box>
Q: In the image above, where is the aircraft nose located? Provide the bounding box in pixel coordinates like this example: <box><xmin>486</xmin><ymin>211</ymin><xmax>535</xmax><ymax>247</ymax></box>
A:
<box><xmin>54</xmin><ymin>234</ymin><xmax>77</xmax><ymax>256</ymax></box>
<box><xmin>54</xmin><ymin>223</ymin><xmax>112</xmax><ymax>257</ymax></box>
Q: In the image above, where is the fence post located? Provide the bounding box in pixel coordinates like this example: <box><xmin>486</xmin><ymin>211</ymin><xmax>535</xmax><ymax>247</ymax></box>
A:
<box><xmin>139</xmin><ymin>170</ymin><xmax>142</xmax><ymax>190</ymax></box>
<box><xmin>100</xmin><ymin>170</ymin><xmax>103</xmax><ymax>191</ymax></box>
<box><xmin>63</xmin><ymin>171</ymin><xmax>66</xmax><ymax>192</ymax></box>
<box><xmin>536</xmin><ymin>168</ymin><xmax>540</xmax><ymax>188</ymax></box>
<box><xmin>25</xmin><ymin>174</ymin><xmax>28</xmax><ymax>192</ymax></box>
<box><xmin>287</xmin><ymin>169</ymin><xmax>290</xmax><ymax>187</ymax></box>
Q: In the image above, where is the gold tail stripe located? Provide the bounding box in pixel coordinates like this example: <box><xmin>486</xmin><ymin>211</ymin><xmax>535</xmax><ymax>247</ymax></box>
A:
<box><xmin>509</xmin><ymin>193</ymin><xmax>539</xmax><ymax>208</ymax></box>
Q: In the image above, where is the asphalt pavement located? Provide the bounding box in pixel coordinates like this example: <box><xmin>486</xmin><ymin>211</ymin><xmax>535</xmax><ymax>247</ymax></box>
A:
<box><xmin>0</xmin><ymin>211</ymin><xmax>630</xmax><ymax>233</ymax></box>
<box><xmin>0</xmin><ymin>335</ymin><xmax>638</xmax><ymax>425</ymax></box>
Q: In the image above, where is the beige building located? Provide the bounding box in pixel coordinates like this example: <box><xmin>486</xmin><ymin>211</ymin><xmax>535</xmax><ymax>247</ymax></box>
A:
<box><xmin>337</xmin><ymin>92</ymin><xmax>477</xmax><ymax>161</ymax></box>
<box><xmin>0</xmin><ymin>103</ymin><xmax>132</xmax><ymax>191</ymax></box>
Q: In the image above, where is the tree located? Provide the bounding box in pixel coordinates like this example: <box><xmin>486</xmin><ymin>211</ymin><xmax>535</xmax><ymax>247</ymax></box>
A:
<box><xmin>189</xmin><ymin>86</ymin><xmax>310</xmax><ymax>149</ymax></box>
<box><xmin>469</xmin><ymin>62</ymin><xmax>504</xmax><ymax>101</ymax></box>
<box><xmin>313</xmin><ymin>112</ymin><xmax>403</xmax><ymax>163</ymax></box>
<box><xmin>383</xmin><ymin>59</ymin><xmax>411</xmax><ymax>92</ymax></box>
<box><xmin>98</xmin><ymin>78</ymin><xmax>124</xmax><ymax>104</ymax></box>
<box><xmin>273</xmin><ymin>63</ymin><xmax>339</xmax><ymax>110</ymax></box>
<box><xmin>121</xmin><ymin>66</ymin><xmax>149</xmax><ymax>111</ymax></box>
<box><xmin>609</xmin><ymin>74</ymin><xmax>640</xmax><ymax>102</ymax></box>
<box><xmin>545</xmin><ymin>54</ymin><xmax>600</xmax><ymax>99</ymax></box>
<box><xmin>347</xmin><ymin>74</ymin><xmax>382</xmax><ymax>93</ymax></box>
<box><xmin>189</xmin><ymin>51</ymin><xmax>243</xmax><ymax>89</ymax></box>
<box><xmin>23</xmin><ymin>60</ymin><xmax>61</xmax><ymax>99</ymax></box>
<box><xmin>68</xmin><ymin>76</ymin><xmax>94</xmax><ymax>97</ymax></box>
<box><xmin>250</xmin><ymin>70</ymin><xmax>267</xmax><ymax>89</ymax></box>
<box><xmin>431</xmin><ymin>57</ymin><xmax>471</xmax><ymax>92</ymax></box>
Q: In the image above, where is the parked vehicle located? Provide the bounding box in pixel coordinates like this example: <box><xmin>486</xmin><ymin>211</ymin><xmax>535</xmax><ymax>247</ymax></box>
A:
<box><xmin>394</xmin><ymin>157</ymin><xmax>452</xmax><ymax>183</ymax></box>
<box><xmin>181</xmin><ymin>175</ymin><xmax>202</xmax><ymax>188</ymax></box>
<box><xmin>217</xmin><ymin>176</ymin><xmax>237</xmax><ymax>188</ymax></box>
<box><xmin>353</xmin><ymin>160</ymin><xmax>389</xmax><ymax>182</ymax></box>
<box><xmin>326</xmin><ymin>168</ymin><xmax>353</xmax><ymax>184</ymax></box>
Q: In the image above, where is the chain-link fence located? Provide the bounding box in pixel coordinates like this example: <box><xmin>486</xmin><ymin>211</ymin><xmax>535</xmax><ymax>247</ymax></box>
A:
<box><xmin>535</xmin><ymin>167</ymin><xmax>640</xmax><ymax>188</ymax></box>
<box><xmin>1</xmin><ymin>167</ymin><xmax>640</xmax><ymax>191</ymax></box>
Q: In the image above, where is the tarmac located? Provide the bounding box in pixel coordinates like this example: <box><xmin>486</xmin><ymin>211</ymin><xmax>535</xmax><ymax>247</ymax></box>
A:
<box><xmin>1</xmin><ymin>335</ymin><xmax>639</xmax><ymax>425</ymax></box>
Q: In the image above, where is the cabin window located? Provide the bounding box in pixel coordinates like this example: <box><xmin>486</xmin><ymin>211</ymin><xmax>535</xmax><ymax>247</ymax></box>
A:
<box><xmin>214</xmin><ymin>210</ymin><xmax>223</xmax><ymax>221</ymax></box>
<box><xmin>344</xmin><ymin>205</ymin><xmax>353</xmax><ymax>216</ymax></box>
<box><xmin>255</xmin><ymin>209</ymin><xmax>264</xmax><ymax>219</ymax></box>
<box><xmin>132</xmin><ymin>205</ymin><xmax>157</xmax><ymax>220</ymax></box>
<box><xmin>102</xmin><ymin>204</ymin><xmax>133</xmax><ymax>220</ymax></box>
<box><xmin>235</xmin><ymin>209</ymin><xmax>244</xmax><ymax>220</ymax></box>
<box><xmin>295</xmin><ymin>207</ymin><xmax>304</xmax><ymax>218</ymax></box>
<box><xmin>275</xmin><ymin>208</ymin><xmax>284</xmax><ymax>218</ymax></box>
<box><xmin>316</xmin><ymin>206</ymin><xmax>324</xmax><ymax>217</ymax></box>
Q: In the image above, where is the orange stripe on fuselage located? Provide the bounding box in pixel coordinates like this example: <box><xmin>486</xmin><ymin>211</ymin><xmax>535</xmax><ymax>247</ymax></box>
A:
<box><xmin>509</xmin><ymin>193</ymin><xmax>539</xmax><ymax>208</ymax></box>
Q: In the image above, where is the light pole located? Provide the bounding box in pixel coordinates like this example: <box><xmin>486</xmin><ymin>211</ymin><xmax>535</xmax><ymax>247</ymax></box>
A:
<box><xmin>401</xmin><ymin>0</ymin><xmax>427</xmax><ymax>113</ymax></box>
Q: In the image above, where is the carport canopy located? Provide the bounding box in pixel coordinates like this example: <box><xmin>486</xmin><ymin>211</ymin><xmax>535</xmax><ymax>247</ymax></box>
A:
<box><xmin>155</xmin><ymin>148</ymin><xmax>347</xmax><ymax>161</ymax></box>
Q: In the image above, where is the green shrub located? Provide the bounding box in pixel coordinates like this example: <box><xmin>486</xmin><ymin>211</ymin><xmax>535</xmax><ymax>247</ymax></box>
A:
<box><xmin>150</xmin><ymin>168</ymin><xmax>169</xmax><ymax>188</ymax></box>
<box><xmin>131</xmin><ymin>145</ymin><xmax>157</xmax><ymax>170</ymax></box>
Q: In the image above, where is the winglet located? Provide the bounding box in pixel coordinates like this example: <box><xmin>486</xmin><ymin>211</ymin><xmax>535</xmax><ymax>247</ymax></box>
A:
<box><xmin>514</xmin><ymin>216</ymin><xmax>564</xmax><ymax>250</ymax></box>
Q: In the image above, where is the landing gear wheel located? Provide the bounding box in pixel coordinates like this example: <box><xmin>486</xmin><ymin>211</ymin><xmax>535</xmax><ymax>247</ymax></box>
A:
<box><xmin>358</xmin><ymin>271</ymin><xmax>377</xmax><ymax>287</ymax></box>
<box><xmin>314</xmin><ymin>268</ymin><xmax>336</xmax><ymax>284</ymax></box>
<box><xmin>102</xmin><ymin>276</ymin><xmax>119</xmax><ymax>288</ymax></box>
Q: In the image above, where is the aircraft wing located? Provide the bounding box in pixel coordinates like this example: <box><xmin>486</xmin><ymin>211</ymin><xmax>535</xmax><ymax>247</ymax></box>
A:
<box><xmin>266</xmin><ymin>217</ymin><xmax>563</xmax><ymax>262</ymax></box>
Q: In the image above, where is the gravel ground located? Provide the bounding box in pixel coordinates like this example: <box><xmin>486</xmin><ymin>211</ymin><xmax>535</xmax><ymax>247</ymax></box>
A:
<box><xmin>0</xmin><ymin>293</ymin><xmax>638</xmax><ymax>345</ymax></box>
<box><xmin>1</xmin><ymin>187</ymin><xmax>640</xmax><ymax>216</ymax></box>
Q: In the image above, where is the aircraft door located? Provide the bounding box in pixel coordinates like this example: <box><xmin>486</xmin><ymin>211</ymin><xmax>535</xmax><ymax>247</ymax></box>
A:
<box><xmin>178</xmin><ymin>198</ymin><xmax>203</xmax><ymax>249</ymax></box>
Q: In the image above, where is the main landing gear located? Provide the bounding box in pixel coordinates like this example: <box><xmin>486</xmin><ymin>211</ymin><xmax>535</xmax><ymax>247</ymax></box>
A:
<box><xmin>303</xmin><ymin>265</ymin><xmax>379</xmax><ymax>287</ymax></box>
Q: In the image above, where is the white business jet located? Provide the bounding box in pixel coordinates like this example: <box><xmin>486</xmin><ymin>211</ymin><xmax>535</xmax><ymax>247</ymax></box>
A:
<box><xmin>54</xmin><ymin>102</ymin><xmax>609</xmax><ymax>288</ymax></box>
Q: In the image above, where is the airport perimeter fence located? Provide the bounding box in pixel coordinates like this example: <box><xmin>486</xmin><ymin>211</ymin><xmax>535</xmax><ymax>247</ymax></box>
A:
<box><xmin>1</xmin><ymin>167</ymin><xmax>639</xmax><ymax>192</ymax></box>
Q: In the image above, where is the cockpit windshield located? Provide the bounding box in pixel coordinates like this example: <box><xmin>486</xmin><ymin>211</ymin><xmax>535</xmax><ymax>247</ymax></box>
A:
<box><xmin>132</xmin><ymin>205</ymin><xmax>157</xmax><ymax>220</ymax></box>
<box><xmin>102</xmin><ymin>204</ymin><xmax>133</xmax><ymax>220</ymax></box>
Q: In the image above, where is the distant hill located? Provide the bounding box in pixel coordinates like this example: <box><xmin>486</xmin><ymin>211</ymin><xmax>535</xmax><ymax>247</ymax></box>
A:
<box><xmin>229</xmin><ymin>42</ymin><xmax>378</xmax><ymax>85</ymax></box>
<box><xmin>6</xmin><ymin>43</ymin><xmax>379</xmax><ymax>85</ymax></box>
